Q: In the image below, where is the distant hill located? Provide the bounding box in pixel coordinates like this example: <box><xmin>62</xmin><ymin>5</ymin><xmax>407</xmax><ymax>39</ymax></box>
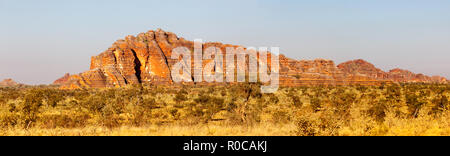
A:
<box><xmin>0</xmin><ymin>79</ymin><xmax>20</xmax><ymax>87</ymax></box>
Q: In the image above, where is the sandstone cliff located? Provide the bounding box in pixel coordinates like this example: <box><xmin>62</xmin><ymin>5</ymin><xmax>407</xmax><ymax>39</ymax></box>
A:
<box><xmin>59</xmin><ymin>29</ymin><xmax>448</xmax><ymax>89</ymax></box>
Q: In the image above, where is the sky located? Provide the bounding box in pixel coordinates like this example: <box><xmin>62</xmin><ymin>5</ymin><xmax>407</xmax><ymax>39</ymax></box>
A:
<box><xmin>0</xmin><ymin>0</ymin><xmax>449</xmax><ymax>84</ymax></box>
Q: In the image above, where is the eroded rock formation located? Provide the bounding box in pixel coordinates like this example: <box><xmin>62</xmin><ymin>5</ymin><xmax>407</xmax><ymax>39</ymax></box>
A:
<box><xmin>59</xmin><ymin>29</ymin><xmax>448</xmax><ymax>89</ymax></box>
<box><xmin>337</xmin><ymin>59</ymin><xmax>448</xmax><ymax>83</ymax></box>
<box><xmin>53</xmin><ymin>73</ymin><xmax>71</xmax><ymax>85</ymax></box>
<box><xmin>0</xmin><ymin>79</ymin><xmax>19</xmax><ymax>87</ymax></box>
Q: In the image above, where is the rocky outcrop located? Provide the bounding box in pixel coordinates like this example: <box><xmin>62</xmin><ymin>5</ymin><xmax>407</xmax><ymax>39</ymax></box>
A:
<box><xmin>431</xmin><ymin>76</ymin><xmax>449</xmax><ymax>83</ymax></box>
<box><xmin>280</xmin><ymin>56</ymin><xmax>345</xmax><ymax>86</ymax></box>
<box><xmin>0</xmin><ymin>79</ymin><xmax>19</xmax><ymax>87</ymax></box>
<box><xmin>53</xmin><ymin>73</ymin><xmax>71</xmax><ymax>85</ymax></box>
<box><xmin>387</xmin><ymin>68</ymin><xmax>447</xmax><ymax>83</ymax></box>
<box><xmin>337</xmin><ymin>59</ymin><xmax>448</xmax><ymax>83</ymax></box>
<box><xmin>337</xmin><ymin>59</ymin><xmax>388</xmax><ymax>80</ymax></box>
<box><xmin>59</xmin><ymin>29</ymin><xmax>448</xmax><ymax>89</ymax></box>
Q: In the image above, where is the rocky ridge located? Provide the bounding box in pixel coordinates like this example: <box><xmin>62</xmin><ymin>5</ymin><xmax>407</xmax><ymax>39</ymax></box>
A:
<box><xmin>0</xmin><ymin>79</ymin><xmax>20</xmax><ymax>87</ymax></box>
<box><xmin>53</xmin><ymin>73</ymin><xmax>71</xmax><ymax>85</ymax></box>
<box><xmin>56</xmin><ymin>29</ymin><xmax>448</xmax><ymax>89</ymax></box>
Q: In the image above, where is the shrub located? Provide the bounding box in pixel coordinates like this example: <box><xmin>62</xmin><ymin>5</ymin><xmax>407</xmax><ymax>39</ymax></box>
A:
<box><xmin>191</xmin><ymin>95</ymin><xmax>225</xmax><ymax>122</ymax></box>
<box><xmin>174</xmin><ymin>92</ymin><xmax>188</xmax><ymax>103</ymax></box>
<box><xmin>41</xmin><ymin>89</ymin><xmax>65</xmax><ymax>107</ymax></box>
<box><xmin>80</xmin><ymin>94</ymin><xmax>107</xmax><ymax>113</ymax></box>
<box><xmin>406</xmin><ymin>94</ymin><xmax>423</xmax><ymax>118</ymax></box>
<box><xmin>431</xmin><ymin>95</ymin><xmax>448</xmax><ymax>115</ymax></box>
<box><xmin>6</xmin><ymin>89</ymin><xmax>45</xmax><ymax>128</ymax></box>
<box><xmin>310</xmin><ymin>96</ymin><xmax>321</xmax><ymax>112</ymax></box>
<box><xmin>367</xmin><ymin>100</ymin><xmax>387</xmax><ymax>122</ymax></box>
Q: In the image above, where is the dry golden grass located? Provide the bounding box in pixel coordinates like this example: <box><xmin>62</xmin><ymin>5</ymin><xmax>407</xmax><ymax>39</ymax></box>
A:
<box><xmin>0</xmin><ymin>83</ymin><xmax>449</xmax><ymax>136</ymax></box>
<box><xmin>0</xmin><ymin>123</ymin><xmax>297</xmax><ymax>136</ymax></box>
<box><xmin>2</xmin><ymin>116</ymin><xmax>450</xmax><ymax>136</ymax></box>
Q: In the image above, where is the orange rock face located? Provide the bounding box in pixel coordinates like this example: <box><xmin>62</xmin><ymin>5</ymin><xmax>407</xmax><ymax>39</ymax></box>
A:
<box><xmin>337</xmin><ymin>59</ymin><xmax>448</xmax><ymax>83</ymax></box>
<box><xmin>53</xmin><ymin>73</ymin><xmax>71</xmax><ymax>85</ymax></box>
<box><xmin>59</xmin><ymin>29</ymin><xmax>448</xmax><ymax>89</ymax></box>
<box><xmin>337</xmin><ymin>59</ymin><xmax>388</xmax><ymax>80</ymax></box>
<box><xmin>387</xmin><ymin>68</ymin><xmax>447</xmax><ymax>83</ymax></box>
<box><xmin>0</xmin><ymin>79</ymin><xmax>19</xmax><ymax>87</ymax></box>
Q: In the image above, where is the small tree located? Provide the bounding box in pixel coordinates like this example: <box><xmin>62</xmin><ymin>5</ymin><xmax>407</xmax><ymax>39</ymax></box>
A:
<box><xmin>20</xmin><ymin>89</ymin><xmax>44</xmax><ymax>128</ymax></box>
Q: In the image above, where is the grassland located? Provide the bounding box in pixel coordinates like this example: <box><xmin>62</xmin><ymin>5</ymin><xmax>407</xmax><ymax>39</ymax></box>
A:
<box><xmin>0</xmin><ymin>83</ymin><xmax>449</xmax><ymax>136</ymax></box>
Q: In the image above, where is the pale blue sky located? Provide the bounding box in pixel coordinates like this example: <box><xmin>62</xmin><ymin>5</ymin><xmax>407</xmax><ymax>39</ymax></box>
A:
<box><xmin>1</xmin><ymin>0</ymin><xmax>449</xmax><ymax>84</ymax></box>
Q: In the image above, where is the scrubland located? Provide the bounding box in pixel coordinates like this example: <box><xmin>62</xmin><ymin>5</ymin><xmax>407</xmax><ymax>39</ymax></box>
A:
<box><xmin>0</xmin><ymin>83</ymin><xmax>449</xmax><ymax>136</ymax></box>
